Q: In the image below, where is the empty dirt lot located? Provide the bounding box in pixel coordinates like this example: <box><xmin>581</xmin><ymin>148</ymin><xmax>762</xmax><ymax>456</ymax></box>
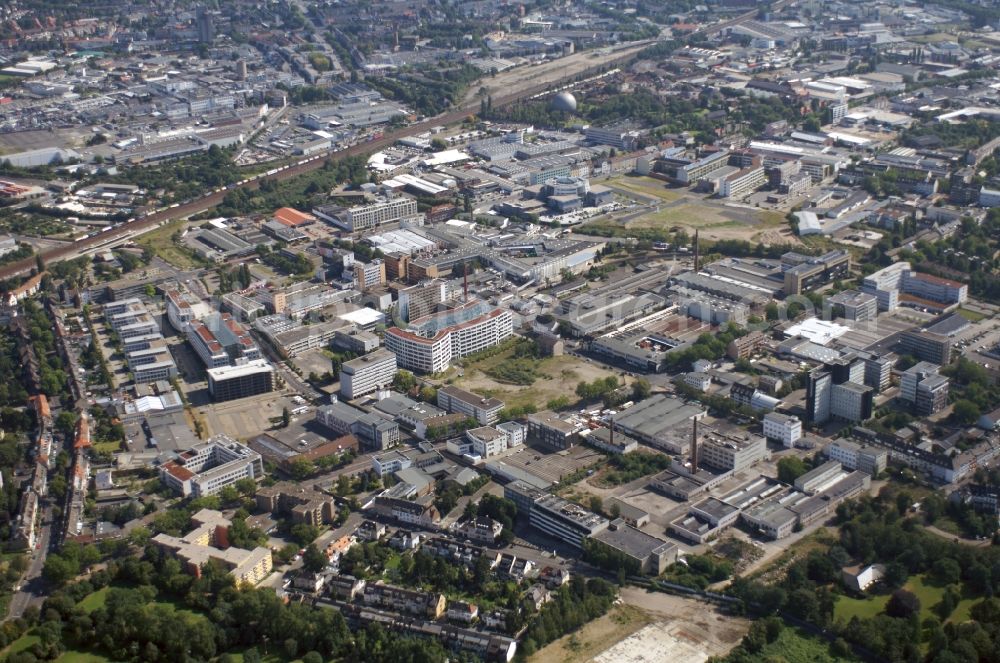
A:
<box><xmin>530</xmin><ymin>587</ymin><xmax>748</xmax><ymax>663</ymax></box>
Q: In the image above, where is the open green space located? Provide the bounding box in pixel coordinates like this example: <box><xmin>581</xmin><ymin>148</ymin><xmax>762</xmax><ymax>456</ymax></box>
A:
<box><xmin>2</xmin><ymin>634</ymin><xmax>41</xmax><ymax>657</ymax></box>
<box><xmin>834</xmin><ymin>575</ymin><xmax>972</xmax><ymax>625</ymax></box>
<box><xmin>134</xmin><ymin>219</ymin><xmax>204</xmax><ymax>270</ymax></box>
<box><xmin>607</xmin><ymin>175</ymin><xmax>685</xmax><ymax>202</ymax></box>
<box><xmin>55</xmin><ymin>652</ymin><xmax>113</xmax><ymax>663</ymax></box>
<box><xmin>957</xmin><ymin>307</ymin><xmax>988</xmax><ymax>322</ymax></box>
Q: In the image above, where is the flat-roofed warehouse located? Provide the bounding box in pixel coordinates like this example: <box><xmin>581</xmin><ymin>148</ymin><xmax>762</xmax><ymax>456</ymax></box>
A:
<box><xmin>612</xmin><ymin>395</ymin><xmax>704</xmax><ymax>451</ymax></box>
<box><xmin>588</xmin><ymin>522</ymin><xmax>677</xmax><ymax>575</ymax></box>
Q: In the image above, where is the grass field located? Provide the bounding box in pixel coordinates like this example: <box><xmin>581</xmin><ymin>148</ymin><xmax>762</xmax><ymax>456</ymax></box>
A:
<box><xmin>92</xmin><ymin>441</ymin><xmax>120</xmax><ymax>454</ymax></box>
<box><xmin>957</xmin><ymin>307</ymin><xmax>988</xmax><ymax>323</ymax></box>
<box><xmin>135</xmin><ymin>219</ymin><xmax>203</xmax><ymax>270</ymax></box>
<box><xmin>454</xmin><ymin>350</ymin><xmax>622</xmax><ymax>412</ymax></box>
<box><xmin>608</xmin><ymin>175</ymin><xmax>685</xmax><ymax>203</ymax></box>
<box><xmin>77</xmin><ymin>586</ymin><xmax>109</xmax><ymax>612</ymax></box>
<box><xmin>833</xmin><ymin>575</ymin><xmax>973</xmax><ymax>625</ymax></box>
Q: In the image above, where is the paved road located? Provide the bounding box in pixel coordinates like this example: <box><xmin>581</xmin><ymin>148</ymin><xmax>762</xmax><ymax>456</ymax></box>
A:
<box><xmin>8</xmin><ymin>504</ymin><xmax>54</xmax><ymax>618</ymax></box>
<box><xmin>255</xmin><ymin>335</ymin><xmax>324</xmax><ymax>402</ymax></box>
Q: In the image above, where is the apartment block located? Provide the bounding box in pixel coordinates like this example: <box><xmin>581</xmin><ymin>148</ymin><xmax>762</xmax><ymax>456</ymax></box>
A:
<box><xmin>151</xmin><ymin>509</ymin><xmax>272</xmax><ymax>586</ymax></box>
<box><xmin>340</xmin><ymin>349</ymin><xmax>397</xmax><ymax>400</ymax></box>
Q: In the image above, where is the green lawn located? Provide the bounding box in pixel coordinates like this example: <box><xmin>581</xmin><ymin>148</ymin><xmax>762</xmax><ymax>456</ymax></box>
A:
<box><xmin>55</xmin><ymin>652</ymin><xmax>113</xmax><ymax>663</ymax></box>
<box><xmin>957</xmin><ymin>307</ymin><xmax>987</xmax><ymax>323</ymax></box>
<box><xmin>834</xmin><ymin>593</ymin><xmax>889</xmax><ymax>622</ymax></box>
<box><xmin>77</xmin><ymin>586</ymin><xmax>109</xmax><ymax>612</ymax></box>
<box><xmin>135</xmin><ymin>219</ymin><xmax>204</xmax><ymax>270</ymax></box>
<box><xmin>3</xmin><ymin>634</ymin><xmax>41</xmax><ymax>657</ymax></box>
<box><xmin>834</xmin><ymin>575</ymin><xmax>966</xmax><ymax>624</ymax></box>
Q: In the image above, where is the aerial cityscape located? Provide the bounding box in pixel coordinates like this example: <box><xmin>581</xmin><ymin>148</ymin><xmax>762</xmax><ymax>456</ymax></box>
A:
<box><xmin>2</xmin><ymin>0</ymin><xmax>1000</xmax><ymax>662</ymax></box>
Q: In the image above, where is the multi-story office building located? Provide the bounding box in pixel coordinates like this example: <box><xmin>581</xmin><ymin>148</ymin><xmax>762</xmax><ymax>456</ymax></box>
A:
<box><xmin>316</xmin><ymin>402</ymin><xmax>400</xmax><ymax>450</ymax></box>
<box><xmin>159</xmin><ymin>436</ymin><xmax>264</xmax><ymax>497</ymax></box>
<box><xmin>676</xmin><ymin>149</ymin><xmax>730</xmax><ymax>184</ymax></box>
<box><xmin>188</xmin><ymin>313</ymin><xmax>261</xmax><ymax>369</ymax></box>
<box><xmin>466</xmin><ymin>426</ymin><xmax>508</xmax><ymax>458</ymax></box>
<box><xmin>340</xmin><ymin>349</ymin><xmax>397</xmax><ymax>400</ymax></box>
<box><xmin>527</xmin><ymin>411</ymin><xmax>583</xmax><ymax>450</ymax></box>
<box><xmin>437</xmin><ymin>385</ymin><xmax>504</xmax><ymax>425</ymax></box>
<box><xmin>782</xmin><ymin>250</ymin><xmax>851</xmax><ymax>296</ymax></box>
<box><xmin>826</xmin><ymin>290</ymin><xmax>878</xmax><ymax>323</ymax></box>
<box><xmin>313</xmin><ymin>196</ymin><xmax>420</xmax><ymax>232</ymax></box>
<box><xmin>587</xmin><ymin>523</ymin><xmax>677</xmax><ymax>575</ymax></box>
<box><xmin>763</xmin><ymin>412</ymin><xmax>802</xmax><ymax>448</ymax></box>
<box><xmin>699</xmin><ymin>430</ymin><xmax>769</xmax><ymax>472</ymax></box>
<box><xmin>806</xmin><ymin>356</ymin><xmax>873</xmax><ymax>423</ymax></box>
<box><xmin>830</xmin><ymin>381</ymin><xmax>874</xmax><ymax>422</ymax></box>
<box><xmin>165</xmin><ymin>287</ymin><xmax>210</xmax><ymax>332</ymax></box>
<box><xmin>527</xmin><ymin>493</ymin><xmax>609</xmax><ymax>549</ymax></box>
<box><xmin>900</xmin><ymin>328</ymin><xmax>952</xmax><ymax>365</ymax></box>
<box><xmin>861</xmin><ymin>262</ymin><xmax>908</xmax><ymax>311</ymax></box>
<box><xmin>399</xmin><ymin>280</ymin><xmax>448</xmax><ymax>322</ymax></box>
<box><xmin>823</xmin><ymin>439</ymin><xmax>887</xmax><ymax>477</ymax></box>
<box><xmin>584</xmin><ymin>122</ymin><xmax>643</xmax><ymax>150</ymax></box>
<box><xmin>206</xmin><ymin>360</ymin><xmax>275</xmax><ymax>401</ymax></box>
<box><xmin>901</xmin><ymin>271</ymin><xmax>967</xmax><ymax>307</ymax></box>
<box><xmin>353</xmin><ymin>260</ymin><xmax>386</xmax><ymax>290</ymax></box>
<box><xmin>384</xmin><ymin>301</ymin><xmax>513</xmax><ymax>373</ymax></box>
<box><xmin>719</xmin><ymin>165</ymin><xmax>766</xmax><ymax>198</ymax></box>
<box><xmin>899</xmin><ymin>361</ymin><xmax>950</xmax><ymax>415</ymax></box>
<box><xmin>726</xmin><ymin>330</ymin><xmax>766</xmax><ymax>360</ymax></box>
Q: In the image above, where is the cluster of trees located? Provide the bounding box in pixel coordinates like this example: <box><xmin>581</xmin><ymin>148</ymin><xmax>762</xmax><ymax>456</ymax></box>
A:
<box><xmin>22</xmin><ymin>301</ymin><xmax>73</xmax><ymax>405</ymax></box>
<box><xmin>601</xmin><ymin>451</ymin><xmax>671</xmax><ymax>486</ymax></box>
<box><xmin>662</xmin><ymin>554</ymin><xmax>734</xmax><ymax>590</ymax></box>
<box><xmin>728</xmin><ymin>484</ymin><xmax>1000</xmax><ymax>663</ymax></box>
<box><xmin>216</xmin><ymin>156</ymin><xmax>370</xmax><ymax>218</ymax></box>
<box><xmin>575</xmin><ymin>376</ymin><xmax>622</xmax><ymax>401</ymax></box>
<box><xmin>485</xmin><ymin>338</ymin><xmax>542</xmax><ymax>385</ymax></box>
<box><xmin>433</xmin><ymin>473</ymin><xmax>489</xmax><ymax>516</ymax></box>
<box><xmin>674</xmin><ymin>380</ymin><xmax>757</xmax><ymax>421</ymax></box>
<box><xmin>519</xmin><ymin>578</ymin><xmax>618</xmax><ymax>657</ymax></box>
<box><xmin>464</xmin><ymin>494</ymin><xmax>517</xmax><ymax>546</ymax></box>
<box><xmin>941</xmin><ymin>356</ymin><xmax>1000</xmax><ymax>425</ymax></box>
<box><xmin>20</xmin><ymin>552</ymin><xmax>459</xmax><ymax>663</ymax></box>
<box><xmin>262</xmin><ymin>249</ymin><xmax>314</xmax><ymax>278</ymax></box>
<box><xmin>0</xmin><ymin>326</ymin><xmax>30</xmax><ymax>409</ymax></box>
<box><xmin>663</xmin><ymin>325</ymin><xmax>748</xmax><ymax>372</ymax></box>
<box><xmin>371</xmin><ymin>64</ymin><xmax>482</xmax><ymax>117</ymax></box>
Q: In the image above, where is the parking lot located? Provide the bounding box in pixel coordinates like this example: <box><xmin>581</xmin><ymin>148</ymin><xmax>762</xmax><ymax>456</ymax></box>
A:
<box><xmin>198</xmin><ymin>392</ymin><xmax>301</xmax><ymax>440</ymax></box>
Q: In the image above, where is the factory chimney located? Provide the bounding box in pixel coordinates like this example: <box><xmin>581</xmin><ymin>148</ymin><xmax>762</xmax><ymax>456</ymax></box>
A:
<box><xmin>463</xmin><ymin>262</ymin><xmax>469</xmax><ymax>302</ymax></box>
<box><xmin>690</xmin><ymin>417</ymin><xmax>699</xmax><ymax>473</ymax></box>
<box><xmin>694</xmin><ymin>228</ymin><xmax>700</xmax><ymax>272</ymax></box>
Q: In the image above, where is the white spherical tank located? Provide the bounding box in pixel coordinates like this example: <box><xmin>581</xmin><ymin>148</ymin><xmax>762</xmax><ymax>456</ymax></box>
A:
<box><xmin>551</xmin><ymin>91</ymin><xmax>577</xmax><ymax>113</ymax></box>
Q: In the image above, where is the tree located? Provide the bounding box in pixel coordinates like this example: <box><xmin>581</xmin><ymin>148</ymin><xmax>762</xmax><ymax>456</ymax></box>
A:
<box><xmin>932</xmin><ymin>558</ymin><xmax>961</xmax><ymax>586</ymax></box>
<box><xmin>287</xmin><ymin>457</ymin><xmax>316</xmax><ymax>481</ymax></box>
<box><xmin>281</xmin><ymin>407</ymin><xmax>291</xmax><ymax>428</ymax></box>
<box><xmin>952</xmin><ymin>399</ymin><xmax>981</xmax><ymax>425</ymax></box>
<box><xmin>302</xmin><ymin>544</ymin><xmax>328</xmax><ymax>573</ymax></box>
<box><xmin>886</xmin><ymin>589</ymin><xmax>921</xmax><ymax>619</ymax></box>
<box><xmin>777</xmin><ymin>456</ymin><xmax>807</xmax><ymax>484</ymax></box>
<box><xmin>631</xmin><ymin>377</ymin><xmax>652</xmax><ymax>401</ymax></box>
<box><xmin>589</xmin><ymin>496</ymin><xmax>603</xmax><ymax>515</ymax></box>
